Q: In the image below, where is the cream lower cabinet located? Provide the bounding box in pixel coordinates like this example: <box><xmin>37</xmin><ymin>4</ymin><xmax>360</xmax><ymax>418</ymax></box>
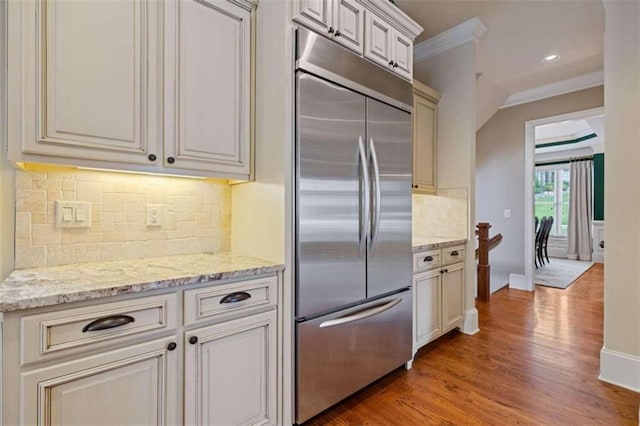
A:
<box><xmin>20</xmin><ymin>337</ymin><xmax>179</xmax><ymax>425</ymax></box>
<box><xmin>413</xmin><ymin>244</ymin><xmax>465</xmax><ymax>354</ymax></box>
<box><xmin>3</xmin><ymin>273</ymin><xmax>281</xmax><ymax>426</ymax></box>
<box><xmin>184</xmin><ymin>310</ymin><xmax>277</xmax><ymax>426</ymax></box>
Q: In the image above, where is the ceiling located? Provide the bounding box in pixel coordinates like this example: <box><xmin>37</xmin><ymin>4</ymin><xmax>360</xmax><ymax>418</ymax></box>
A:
<box><xmin>535</xmin><ymin>114</ymin><xmax>604</xmax><ymax>157</ymax></box>
<box><xmin>396</xmin><ymin>0</ymin><xmax>605</xmax><ymax>128</ymax></box>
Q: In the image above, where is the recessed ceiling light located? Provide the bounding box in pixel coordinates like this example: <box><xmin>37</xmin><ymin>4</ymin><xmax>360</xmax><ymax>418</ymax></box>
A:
<box><xmin>542</xmin><ymin>54</ymin><xmax>560</xmax><ymax>63</ymax></box>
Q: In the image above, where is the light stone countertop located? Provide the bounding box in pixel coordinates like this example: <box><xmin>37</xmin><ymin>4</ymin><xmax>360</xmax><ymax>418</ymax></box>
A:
<box><xmin>0</xmin><ymin>252</ymin><xmax>284</xmax><ymax>312</ymax></box>
<box><xmin>413</xmin><ymin>236</ymin><xmax>468</xmax><ymax>253</ymax></box>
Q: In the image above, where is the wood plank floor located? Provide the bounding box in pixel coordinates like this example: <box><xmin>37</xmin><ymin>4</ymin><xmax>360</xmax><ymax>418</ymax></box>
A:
<box><xmin>304</xmin><ymin>263</ymin><xmax>639</xmax><ymax>425</ymax></box>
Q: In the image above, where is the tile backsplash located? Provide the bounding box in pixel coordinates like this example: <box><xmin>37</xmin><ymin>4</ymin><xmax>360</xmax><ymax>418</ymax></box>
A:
<box><xmin>412</xmin><ymin>188</ymin><xmax>468</xmax><ymax>239</ymax></box>
<box><xmin>15</xmin><ymin>166</ymin><xmax>231</xmax><ymax>268</ymax></box>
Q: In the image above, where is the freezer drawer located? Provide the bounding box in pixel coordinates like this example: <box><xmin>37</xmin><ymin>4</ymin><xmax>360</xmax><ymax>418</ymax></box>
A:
<box><xmin>295</xmin><ymin>290</ymin><xmax>412</xmax><ymax>423</ymax></box>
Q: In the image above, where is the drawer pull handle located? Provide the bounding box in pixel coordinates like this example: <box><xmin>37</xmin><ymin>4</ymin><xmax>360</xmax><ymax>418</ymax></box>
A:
<box><xmin>423</xmin><ymin>255</ymin><xmax>433</xmax><ymax>262</ymax></box>
<box><xmin>451</xmin><ymin>250</ymin><xmax>460</xmax><ymax>256</ymax></box>
<box><xmin>599</xmin><ymin>240</ymin><xmax>604</xmax><ymax>249</ymax></box>
<box><xmin>82</xmin><ymin>315</ymin><xmax>135</xmax><ymax>332</ymax></box>
<box><xmin>220</xmin><ymin>291</ymin><xmax>252</xmax><ymax>304</ymax></box>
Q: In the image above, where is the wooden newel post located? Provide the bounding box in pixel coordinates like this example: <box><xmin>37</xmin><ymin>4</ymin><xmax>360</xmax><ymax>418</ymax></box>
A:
<box><xmin>477</xmin><ymin>222</ymin><xmax>491</xmax><ymax>302</ymax></box>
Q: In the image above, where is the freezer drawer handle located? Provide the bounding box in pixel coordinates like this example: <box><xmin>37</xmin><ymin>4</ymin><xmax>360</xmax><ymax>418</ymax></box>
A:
<box><xmin>220</xmin><ymin>291</ymin><xmax>252</xmax><ymax>304</ymax></box>
<box><xmin>82</xmin><ymin>315</ymin><xmax>135</xmax><ymax>332</ymax></box>
<box><xmin>319</xmin><ymin>298</ymin><xmax>402</xmax><ymax>328</ymax></box>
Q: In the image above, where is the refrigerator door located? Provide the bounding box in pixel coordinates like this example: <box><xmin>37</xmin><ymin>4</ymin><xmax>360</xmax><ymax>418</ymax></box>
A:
<box><xmin>366</xmin><ymin>98</ymin><xmax>413</xmax><ymax>298</ymax></box>
<box><xmin>295</xmin><ymin>289</ymin><xmax>412</xmax><ymax>424</ymax></box>
<box><xmin>296</xmin><ymin>72</ymin><xmax>368</xmax><ymax>319</ymax></box>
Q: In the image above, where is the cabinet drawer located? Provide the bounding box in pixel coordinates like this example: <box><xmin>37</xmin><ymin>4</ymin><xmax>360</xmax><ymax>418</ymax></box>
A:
<box><xmin>413</xmin><ymin>250</ymin><xmax>441</xmax><ymax>273</ymax></box>
<box><xmin>184</xmin><ymin>275</ymin><xmax>277</xmax><ymax>326</ymax></box>
<box><xmin>21</xmin><ymin>293</ymin><xmax>178</xmax><ymax>365</ymax></box>
<box><xmin>443</xmin><ymin>245</ymin><xmax>466</xmax><ymax>264</ymax></box>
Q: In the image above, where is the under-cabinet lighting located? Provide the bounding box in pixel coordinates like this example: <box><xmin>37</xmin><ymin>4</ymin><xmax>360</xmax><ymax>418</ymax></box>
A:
<box><xmin>76</xmin><ymin>167</ymin><xmax>209</xmax><ymax>180</ymax></box>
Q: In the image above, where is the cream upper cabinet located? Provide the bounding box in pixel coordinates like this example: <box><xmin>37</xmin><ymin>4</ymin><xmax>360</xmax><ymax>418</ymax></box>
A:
<box><xmin>363</xmin><ymin>11</ymin><xmax>413</xmax><ymax>80</ymax></box>
<box><xmin>412</xmin><ymin>81</ymin><xmax>441</xmax><ymax>195</ymax></box>
<box><xmin>294</xmin><ymin>0</ymin><xmax>421</xmax><ymax>74</ymax></box>
<box><xmin>20</xmin><ymin>337</ymin><xmax>179</xmax><ymax>425</ymax></box>
<box><xmin>8</xmin><ymin>0</ymin><xmax>162</xmax><ymax>165</ymax></box>
<box><xmin>8</xmin><ymin>0</ymin><xmax>256</xmax><ymax>180</ymax></box>
<box><xmin>293</xmin><ymin>0</ymin><xmax>364</xmax><ymax>54</ymax></box>
<box><xmin>164</xmin><ymin>0</ymin><xmax>253</xmax><ymax>177</ymax></box>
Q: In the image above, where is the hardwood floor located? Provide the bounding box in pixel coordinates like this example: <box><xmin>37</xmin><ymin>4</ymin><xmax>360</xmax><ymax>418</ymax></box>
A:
<box><xmin>304</xmin><ymin>263</ymin><xmax>639</xmax><ymax>425</ymax></box>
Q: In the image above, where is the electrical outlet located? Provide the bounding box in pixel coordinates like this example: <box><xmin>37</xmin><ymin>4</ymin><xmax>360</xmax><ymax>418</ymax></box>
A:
<box><xmin>146</xmin><ymin>204</ymin><xmax>162</xmax><ymax>227</ymax></box>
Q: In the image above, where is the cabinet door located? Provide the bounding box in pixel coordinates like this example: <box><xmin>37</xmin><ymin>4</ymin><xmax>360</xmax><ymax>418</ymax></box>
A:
<box><xmin>414</xmin><ymin>269</ymin><xmax>442</xmax><ymax>350</ymax></box>
<box><xmin>392</xmin><ymin>30</ymin><xmax>413</xmax><ymax>80</ymax></box>
<box><xmin>443</xmin><ymin>262</ymin><xmax>465</xmax><ymax>330</ymax></box>
<box><xmin>21</xmin><ymin>337</ymin><xmax>178</xmax><ymax>426</ymax></box>
<box><xmin>363</xmin><ymin>11</ymin><xmax>393</xmax><ymax>69</ymax></box>
<box><xmin>292</xmin><ymin>0</ymin><xmax>334</xmax><ymax>36</ymax></box>
<box><xmin>14</xmin><ymin>0</ymin><xmax>161</xmax><ymax>164</ymax></box>
<box><xmin>332</xmin><ymin>0</ymin><xmax>365</xmax><ymax>54</ymax></box>
<box><xmin>412</xmin><ymin>95</ymin><xmax>437</xmax><ymax>194</ymax></box>
<box><xmin>165</xmin><ymin>0</ymin><xmax>252</xmax><ymax>178</ymax></box>
<box><xmin>184</xmin><ymin>310</ymin><xmax>277</xmax><ymax>426</ymax></box>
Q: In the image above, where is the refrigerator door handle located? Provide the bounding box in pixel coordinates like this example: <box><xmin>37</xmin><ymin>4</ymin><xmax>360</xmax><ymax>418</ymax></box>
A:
<box><xmin>319</xmin><ymin>298</ymin><xmax>402</xmax><ymax>328</ymax></box>
<box><xmin>358</xmin><ymin>136</ymin><xmax>370</xmax><ymax>258</ymax></box>
<box><xmin>368</xmin><ymin>137</ymin><xmax>382</xmax><ymax>255</ymax></box>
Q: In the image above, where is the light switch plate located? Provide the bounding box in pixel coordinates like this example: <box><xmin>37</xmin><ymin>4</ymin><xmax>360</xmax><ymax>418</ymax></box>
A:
<box><xmin>55</xmin><ymin>201</ymin><xmax>92</xmax><ymax>229</ymax></box>
<box><xmin>504</xmin><ymin>209</ymin><xmax>511</xmax><ymax>218</ymax></box>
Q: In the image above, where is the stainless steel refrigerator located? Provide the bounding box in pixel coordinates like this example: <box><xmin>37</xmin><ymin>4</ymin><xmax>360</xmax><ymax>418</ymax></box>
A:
<box><xmin>295</xmin><ymin>28</ymin><xmax>413</xmax><ymax>424</ymax></box>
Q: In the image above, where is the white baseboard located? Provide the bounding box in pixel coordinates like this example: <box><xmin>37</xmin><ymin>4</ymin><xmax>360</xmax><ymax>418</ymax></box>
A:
<box><xmin>599</xmin><ymin>347</ymin><xmax>640</xmax><ymax>392</ymax></box>
<box><xmin>460</xmin><ymin>308</ymin><xmax>479</xmax><ymax>335</ymax></box>
<box><xmin>509</xmin><ymin>273</ymin><xmax>531</xmax><ymax>291</ymax></box>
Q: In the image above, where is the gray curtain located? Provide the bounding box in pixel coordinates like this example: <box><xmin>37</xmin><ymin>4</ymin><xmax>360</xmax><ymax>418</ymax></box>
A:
<box><xmin>567</xmin><ymin>160</ymin><xmax>593</xmax><ymax>260</ymax></box>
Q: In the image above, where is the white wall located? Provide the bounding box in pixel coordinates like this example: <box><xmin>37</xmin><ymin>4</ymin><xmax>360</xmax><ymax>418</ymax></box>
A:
<box><xmin>414</xmin><ymin>41</ymin><xmax>479</xmax><ymax>333</ymax></box>
<box><xmin>599</xmin><ymin>0</ymin><xmax>640</xmax><ymax>392</ymax></box>
<box><xmin>476</xmin><ymin>87</ymin><xmax>604</xmax><ymax>291</ymax></box>
<box><xmin>0</xmin><ymin>0</ymin><xmax>15</xmax><ymax>280</ymax></box>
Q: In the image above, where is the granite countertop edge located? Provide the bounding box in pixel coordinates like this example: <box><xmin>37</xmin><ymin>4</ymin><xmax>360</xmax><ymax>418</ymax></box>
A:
<box><xmin>412</xmin><ymin>237</ymin><xmax>469</xmax><ymax>253</ymax></box>
<box><xmin>0</xmin><ymin>253</ymin><xmax>285</xmax><ymax>313</ymax></box>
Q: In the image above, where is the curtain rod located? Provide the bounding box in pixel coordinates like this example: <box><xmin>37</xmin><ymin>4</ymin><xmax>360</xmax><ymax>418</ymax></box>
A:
<box><xmin>535</xmin><ymin>155</ymin><xmax>593</xmax><ymax>167</ymax></box>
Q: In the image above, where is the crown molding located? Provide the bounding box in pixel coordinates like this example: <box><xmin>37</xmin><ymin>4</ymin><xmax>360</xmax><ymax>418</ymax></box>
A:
<box><xmin>361</xmin><ymin>0</ymin><xmax>423</xmax><ymax>40</ymax></box>
<box><xmin>501</xmin><ymin>70</ymin><xmax>604</xmax><ymax>108</ymax></box>
<box><xmin>413</xmin><ymin>17</ymin><xmax>487</xmax><ymax>63</ymax></box>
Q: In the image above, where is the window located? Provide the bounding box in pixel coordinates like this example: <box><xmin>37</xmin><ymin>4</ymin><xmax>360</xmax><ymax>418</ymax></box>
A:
<box><xmin>534</xmin><ymin>165</ymin><xmax>570</xmax><ymax>236</ymax></box>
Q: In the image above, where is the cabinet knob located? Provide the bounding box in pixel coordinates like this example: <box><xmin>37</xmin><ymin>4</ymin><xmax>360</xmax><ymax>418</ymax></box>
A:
<box><xmin>148</xmin><ymin>153</ymin><xmax>157</xmax><ymax>162</ymax></box>
<box><xmin>451</xmin><ymin>250</ymin><xmax>459</xmax><ymax>256</ymax></box>
<box><xmin>328</xmin><ymin>26</ymin><xmax>335</xmax><ymax>34</ymax></box>
<box><xmin>599</xmin><ymin>240</ymin><xmax>604</xmax><ymax>249</ymax></box>
<box><xmin>388</xmin><ymin>60</ymin><xmax>394</xmax><ymax>66</ymax></box>
<box><xmin>444</xmin><ymin>268</ymin><xmax>448</xmax><ymax>273</ymax></box>
<box><xmin>167</xmin><ymin>156</ymin><xmax>175</xmax><ymax>164</ymax></box>
<box><xmin>424</xmin><ymin>256</ymin><xmax>433</xmax><ymax>262</ymax></box>
<box><xmin>189</xmin><ymin>336</ymin><xmax>198</xmax><ymax>345</ymax></box>
<box><xmin>393</xmin><ymin>62</ymin><xmax>399</xmax><ymax>68</ymax></box>
<box><xmin>335</xmin><ymin>30</ymin><xmax>341</xmax><ymax>37</ymax></box>
<box><xmin>167</xmin><ymin>342</ymin><xmax>177</xmax><ymax>351</ymax></box>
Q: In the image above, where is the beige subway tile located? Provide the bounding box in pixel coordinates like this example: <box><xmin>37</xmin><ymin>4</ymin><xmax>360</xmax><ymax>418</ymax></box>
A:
<box><xmin>220</xmin><ymin>235</ymin><xmax>231</xmax><ymax>252</ymax></box>
<box><xmin>31</xmin><ymin>213</ymin><xmax>46</xmax><ymax>224</ymax></box>
<box><xmin>102</xmin><ymin>193</ymin><xmax>126</xmax><ymax>212</ymax></box>
<box><xmin>46</xmin><ymin>245</ymin><xmax>75</xmax><ymax>267</ymax></box>
<box><xmin>76</xmin><ymin>181</ymin><xmax>102</xmax><ymax>202</ymax></box>
<box><xmin>15</xmin><ymin>236</ymin><xmax>31</xmax><ymax>248</ymax></box>
<box><xmin>15</xmin><ymin>212</ymin><xmax>32</xmax><ymax>238</ymax></box>
<box><xmin>74</xmin><ymin>243</ymin><xmax>101</xmax><ymax>264</ymax></box>
<box><xmin>16</xmin><ymin>190</ymin><xmax>46</xmax><ymax>213</ymax></box>
<box><xmin>147</xmin><ymin>240</ymin><xmax>168</xmax><ymax>258</ymax></box>
<box><xmin>183</xmin><ymin>238</ymin><xmax>201</xmax><ymax>255</ymax></box>
<box><xmin>91</xmin><ymin>204</ymin><xmax>102</xmax><ymax>224</ymax></box>
<box><xmin>124</xmin><ymin>241</ymin><xmax>147</xmax><ymax>260</ymax></box>
<box><xmin>100</xmin><ymin>242</ymin><xmax>125</xmax><ymax>262</ymax></box>
<box><xmin>199</xmin><ymin>238</ymin><xmax>218</xmax><ymax>254</ymax></box>
<box><xmin>101</xmin><ymin>213</ymin><xmax>115</xmax><ymax>233</ymax></box>
<box><xmin>61</xmin><ymin>191</ymin><xmax>75</xmax><ymax>200</ymax></box>
<box><xmin>74</xmin><ymin>230</ymin><xmax>102</xmax><ymax>244</ymax></box>
<box><xmin>15</xmin><ymin>173</ymin><xmax>32</xmax><ymax>190</ymax></box>
<box><xmin>15</xmin><ymin>246</ymin><xmax>46</xmax><ymax>269</ymax></box>
<box><xmin>62</xmin><ymin>180</ymin><xmax>76</xmax><ymax>191</ymax></box>
<box><xmin>32</xmin><ymin>224</ymin><xmax>61</xmax><ymax>246</ymax></box>
<box><xmin>167</xmin><ymin>239</ymin><xmax>185</xmax><ymax>256</ymax></box>
<box><xmin>196</xmin><ymin>212</ymin><xmax>212</xmax><ymax>228</ymax></box>
<box><xmin>32</xmin><ymin>179</ymin><xmax>62</xmax><ymax>191</ymax></box>
<box><xmin>146</xmin><ymin>229</ymin><xmax>168</xmax><ymax>240</ymax></box>
<box><xmin>168</xmin><ymin>195</ymin><xmax>188</xmax><ymax>212</ymax></box>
